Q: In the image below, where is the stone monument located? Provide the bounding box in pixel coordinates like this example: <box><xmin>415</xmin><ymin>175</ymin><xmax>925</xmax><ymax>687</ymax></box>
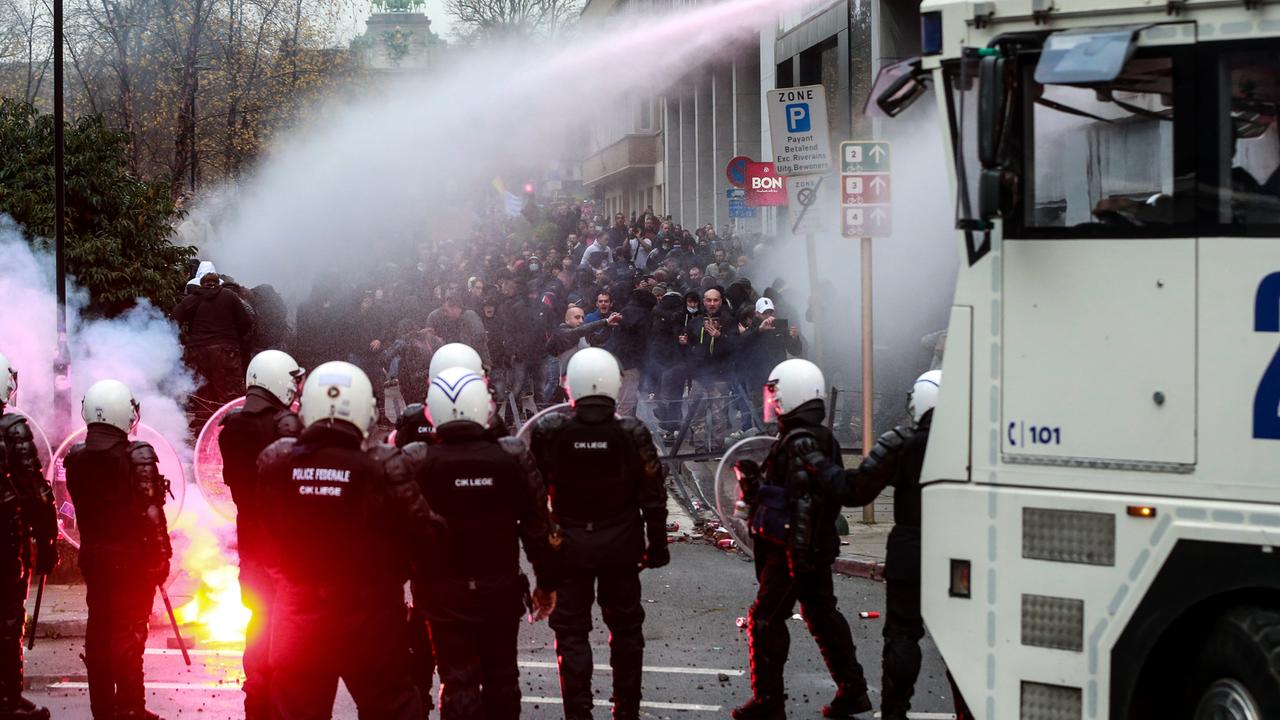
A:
<box><xmin>352</xmin><ymin>0</ymin><xmax>443</xmax><ymax>71</ymax></box>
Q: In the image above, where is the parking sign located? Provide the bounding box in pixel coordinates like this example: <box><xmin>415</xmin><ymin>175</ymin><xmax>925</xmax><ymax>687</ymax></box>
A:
<box><xmin>767</xmin><ymin>85</ymin><xmax>832</xmax><ymax>176</ymax></box>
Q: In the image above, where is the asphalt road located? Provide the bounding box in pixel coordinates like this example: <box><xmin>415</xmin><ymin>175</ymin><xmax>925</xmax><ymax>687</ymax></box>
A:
<box><xmin>24</xmin><ymin>543</ymin><xmax>958</xmax><ymax>719</ymax></box>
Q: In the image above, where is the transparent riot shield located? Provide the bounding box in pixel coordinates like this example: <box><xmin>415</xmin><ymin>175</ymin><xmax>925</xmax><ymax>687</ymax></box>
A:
<box><xmin>713</xmin><ymin>435</ymin><xmax>777</xmax><ymax>556</ymax></box>
<box><xmin>514</xmin><ymin>403</ymin><xmax>573</xmax><ymax>446</ymax></box>
<box><xmin>47</xmin><ymin>423</ymin><xmax>187</xmax><ymax>549</ymax></box>
<box><xmin>192</xmin><ymin>396</ymin><xmax>245</xmax><ymax>522</ymax></box>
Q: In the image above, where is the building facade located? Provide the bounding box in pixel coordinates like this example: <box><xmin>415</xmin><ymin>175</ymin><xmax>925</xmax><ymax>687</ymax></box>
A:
<box><xmin>580</xmin><ymin>0</ymin><xmax>920</xmax><ymax>230</ymax></box>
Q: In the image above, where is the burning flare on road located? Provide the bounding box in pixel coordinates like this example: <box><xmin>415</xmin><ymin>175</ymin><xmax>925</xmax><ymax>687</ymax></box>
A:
<box><xmin>172</xmin><ymin>491</ymin><xmax>251</xmax><ymax>645</ymax></box>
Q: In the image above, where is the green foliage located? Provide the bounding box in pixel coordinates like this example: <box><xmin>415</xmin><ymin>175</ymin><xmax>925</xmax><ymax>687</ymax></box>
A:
<box><xmin>0</xmin><ymin>99</ymin><xmax>195</xmax><ymax>315</ymax></box>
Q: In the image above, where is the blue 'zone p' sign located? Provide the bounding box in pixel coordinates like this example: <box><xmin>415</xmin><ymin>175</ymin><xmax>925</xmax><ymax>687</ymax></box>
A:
<box><xmin>785</xmin><ymin>103</ymin><xmax>811</xmax><ymax>133</ymax></box>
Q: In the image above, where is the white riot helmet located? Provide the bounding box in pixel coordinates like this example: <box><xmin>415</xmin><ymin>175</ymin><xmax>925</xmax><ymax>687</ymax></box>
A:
<box><xmin>82</xmin><ymin>379</ymin><xmax>141</xmax><ymax>434</ymax></box>
<box><xmin>299</xmin><ymin>361</ymin><xmax>375</xmax><ymax>437</ymax></box>
<box><xmin>246</xmin><ymin>350</ymin><xmax>305</xmax><ymax>406</ymax></box>
<box><xmin>426</xmin><ymin>366</ymin><xmax>493</xmax><ymax>428</ymax></box>
<box><xmin>429</xmin><ymin>343</ymin><xmax>484</xmax><ymax>380</ymax></box>
<box><xmin>907</xmin><ymin>370</ymin><xmax>941</xmax><ymax>425</ymax></box>
<box><xmin>763</xmin><ymin>359</ymin><xmax>825</xmax><ymax>423</ymax></box>
<box><xmin>0</xmin><ymin>352</ymin><xmax>15</xmax><ymax>409</ymax></box>
<box><xmin>564</xmin><ymin>347</ymin><xmax>622</xmax><ymax>404</ymax></box>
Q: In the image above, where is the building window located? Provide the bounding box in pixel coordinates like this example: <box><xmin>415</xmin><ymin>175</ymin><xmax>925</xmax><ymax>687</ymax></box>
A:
<box><xmin>636</xmin><ymin>96</ymin><xmax>656</xmax><ymax>132</ymax></box>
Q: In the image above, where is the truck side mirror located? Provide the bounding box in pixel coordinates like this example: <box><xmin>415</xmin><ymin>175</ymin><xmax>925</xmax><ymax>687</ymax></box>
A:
<box><xmin>978</xmin><ymin>55</ymin><xmax>1006</xmax><ymax>168</ymax></box>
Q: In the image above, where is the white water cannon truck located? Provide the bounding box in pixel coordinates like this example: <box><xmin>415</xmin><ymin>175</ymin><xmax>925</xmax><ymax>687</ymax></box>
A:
<box><xmin>872</xmin><ymin>0</ymin><xmax>1280</xmax><ymax>717</ymax></box>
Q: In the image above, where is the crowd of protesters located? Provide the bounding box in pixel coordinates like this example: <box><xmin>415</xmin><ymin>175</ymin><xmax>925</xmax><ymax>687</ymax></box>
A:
<box><xmin>175</xmin><ymin>201</ymin><xmax>809</xmax><ymax>451</ymax></box>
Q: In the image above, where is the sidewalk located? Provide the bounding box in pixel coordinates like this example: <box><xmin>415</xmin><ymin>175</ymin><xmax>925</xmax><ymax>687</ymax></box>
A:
<box><xmin>834</xmin><ymin>487</ymin><xmax>893</xmax><ymax>581</ymax></box>
<box><xmin>26</xmin><ymin>584</ymin><xmax>186</xmax><ymax>641</ymax></box>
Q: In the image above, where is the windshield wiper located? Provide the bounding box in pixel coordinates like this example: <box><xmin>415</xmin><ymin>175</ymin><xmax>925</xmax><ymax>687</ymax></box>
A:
<box><xmin>1035</xmin><ymin>96</ymin><xmax>1115</xmax><ymax>124</ymax></box>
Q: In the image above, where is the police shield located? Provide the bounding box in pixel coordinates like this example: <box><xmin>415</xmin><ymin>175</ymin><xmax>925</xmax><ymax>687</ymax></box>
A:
<box><xmin>714</xmin><ymin>435</ymin><xmax>777</xmax><ymax>556</ymax></box>
<box><xmin>192</xmin><ymin>396</ymin><xmax>245</xmax><ymax>522</ymax></box>
<box><xmin>48</xmin><ymin>423</ymin><xmax>187</xmax><ymax>549</ymax></box>
<box><xmin>515</xmin><ymin>403</ymin><xmax>573</xmax><ymax>445</ymax></box>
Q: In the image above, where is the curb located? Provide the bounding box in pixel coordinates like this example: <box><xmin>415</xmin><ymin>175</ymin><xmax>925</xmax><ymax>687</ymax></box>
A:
<box><xmin>32</xmin><ymin>611</ymin><xmax>168</xmax><ymax>641</ymax></box>
<box><xmin>833</xmin><ymin>556</ymin><xmax>884</xmax><ymax>582</ymax></box>
<box><xmin>25</xmin><ymin>675</ymin><xmax>86</xmax><ymax>691</ymax></box>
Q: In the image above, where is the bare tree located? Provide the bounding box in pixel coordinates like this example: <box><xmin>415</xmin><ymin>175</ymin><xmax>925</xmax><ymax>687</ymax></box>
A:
<box><xmin>446</xmin><ymin>0</ymin><xmax>579</xmax><ymax>41</ymax></box>
<box><xmin>0</xmin><ymin>0</ymin><xmax>52</xmax><ymax>103</ymax></box>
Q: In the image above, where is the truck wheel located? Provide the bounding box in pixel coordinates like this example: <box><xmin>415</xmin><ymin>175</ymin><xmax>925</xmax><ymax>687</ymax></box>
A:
<box><xmin>1189</xmin><ymin>606</ymin><xmax>1280</xmax><ymax>720</ymax></box>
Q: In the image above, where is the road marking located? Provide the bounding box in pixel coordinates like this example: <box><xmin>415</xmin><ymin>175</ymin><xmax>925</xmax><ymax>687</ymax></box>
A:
<box><xmin>518</xmin><ymin>660</ymin><xmax>743</xmax><ymax>677</ymax></box>
<box><xmin>143</xmin><ymin>649</ymin><xmax>745</xmax><ymax>676</ymax></box>
<box><xmin>49</xmin><ymin>683</ymin><xmax>720</xmax><ymax>712</ymax></box>
<box><xmin>524</xmin><ymin>696</ymin><xmax>720</xmax><ymax>712</ymax></box>
<box><xmin>51</xmin><ymin>682</ymin><xmax>241</xmax><ymax>693</ymax></box>
<box><xmin>146</xmin><ymin>649</ymin><xmax>240</xmax><ymax>657</ymax></box>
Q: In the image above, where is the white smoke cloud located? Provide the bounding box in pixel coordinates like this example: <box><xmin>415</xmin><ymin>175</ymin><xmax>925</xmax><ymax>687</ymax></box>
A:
<box><xmin>0</xmin><ymin>214</ymin><xmax>195</xmax><ymax>463</ymax></box>
<box><xmin>180</xmin><ymin>0</ymin><xmax>818</xmax><ymax>300</ymax></box>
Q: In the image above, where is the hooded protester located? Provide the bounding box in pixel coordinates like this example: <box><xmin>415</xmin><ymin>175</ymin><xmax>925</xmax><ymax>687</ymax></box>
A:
<box><xmin>171</xmin><ymin>270</ymin><xmax>255</xmax><ymax>430</ymax></box>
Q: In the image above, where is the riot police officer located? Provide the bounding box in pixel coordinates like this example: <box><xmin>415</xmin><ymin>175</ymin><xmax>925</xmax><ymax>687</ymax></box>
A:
<box><xmin>65</xmin><ymin>380</ymin><xmax>171</xmax><ymax>720</ymax></box>
<box><xmin>393</xmin><ymin>399</ymin><xmax>437</xmax><ymax>720</ymax></box>
<box><xmin>733</xmin><ymin>359</ymin><xmax>870</xmax><ymax>720</ymax></box>
<box><xmin>217</xmin><ymin>349</ymin><xmax>304</xmax><ymax>720</ymax></box>
<box><xmin>396</xmin><ymin>341</ymin><xmax>505</xmax><ymax>448</ymax></box>
<box><xmin>410</xmin><ymin>366</ymin><xmax>558</xmax><ymax>718</ymax></box>
<box><xmin>808</xmin><ymin>370</ymin><xmax>969</xmax><ymax>720</ymax></box>
<box><xmin>257</xmin><ymin>361</ymin><xmax>439</xmax><ymax>719</ymax></box>
<box><xmin>397</xmin><ymin>340</ymin><xmax>489</xmax><ymax>715</ymax></box>
<box><xmin>0</xmin><ymin>353</ymin><xmax>56</xmax><ymax>720</ymax></box>
<box><xmin>529</xmin><ymin>347</ymin><xmax>669</xmax><ymax>720</ymax></box>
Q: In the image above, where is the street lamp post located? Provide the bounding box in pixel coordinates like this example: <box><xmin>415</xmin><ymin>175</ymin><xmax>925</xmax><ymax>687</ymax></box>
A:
<box><xmin>53</xmin><ymin>0</ymin><xmax>71</xmax><ymax>436</ymax></box>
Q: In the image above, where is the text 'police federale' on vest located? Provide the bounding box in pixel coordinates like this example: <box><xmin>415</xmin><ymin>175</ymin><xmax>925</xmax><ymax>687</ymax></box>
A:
<box><xmin>292</xmin><ymin>467</ymin><xmax>352</xmax><ymax>483</ymax></box>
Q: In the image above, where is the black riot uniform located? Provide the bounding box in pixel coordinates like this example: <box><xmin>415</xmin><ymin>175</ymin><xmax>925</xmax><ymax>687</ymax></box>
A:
<box><xmin>65</xmin><ymin>424</ymin><xmax>172</xmax><ymax>720</ymax></box>
<box><xmin>733</xmin><ymin>399</ymin><xmax>869</xmax><ymax>720</ymax></box>
<box><xmin>217</xmin><ymin>385</ymin><xmax>302</xmax><ymax>720</ymax></box>
<box><xmin>257</xmin><ymin>421</ymin><xmax>438</xmax><ymax>719</ymax></box>
<box><xmin>395</xmin><ymin>404</ymin><xmax>432</xmax><ymax>448</ymax></box>
<box><xmin>409</xmin><ymin>421</ymin><xmax>558</xmax><ymax>719</ymax></box>
<box><xmin>394</xmin><ymin>396</ymin><xmax>508</xmax><ymax>718</ymax></box>
<box><xmin>0</xmin><ymin>411</ymin><xmax>57</xmax><ymax>720</ymax></box>
<box><xmin>394</xmin><ymin>403</ymin><xmax>437</xmax><ymax>717</ymax></box>
<box><xmin>530</xmin><ymin>396</ymin><xmax>668</xmax><ymax>720</ymax></box>
<box><xmin>396</xmin><ymin>402</ymin><xmax>509</xmax><ymax>449</ymax></box>
<box><xmin>812</xmin><ymin>411</ymin><xmax>970</xmax><ymax>720</ymax></box>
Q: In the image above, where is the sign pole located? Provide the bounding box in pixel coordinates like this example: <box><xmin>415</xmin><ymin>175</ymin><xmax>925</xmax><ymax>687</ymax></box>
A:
<box><xmin>860</xmin><ymin>235</ymin><xmax>875</xmax><ymax>524</ymax></box>
<box><xmin>805</xmin><ymin>231</ymin><xmax>824</xmax><ymax>368</ymax></box>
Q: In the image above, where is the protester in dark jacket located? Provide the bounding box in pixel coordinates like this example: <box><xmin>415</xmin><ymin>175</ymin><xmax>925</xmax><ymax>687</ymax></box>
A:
<box><xmin>547</xmin><ymin>306</ymin><xmax>619</xmax><ymax>395</ymax></box>
<box><xmin>426</xmin><ymin>291</ymin><xmax>492</xmax><ymax>369</ymax></box>
<box><xmin>171</xmin><ymin>272</ymin><xmax>255</xmax><ymax>429</ymax></box>
<box><xmin>606</xmin><ymin>289</ymin><xmax>656</xmax><ymax>416</ymax></box>
<box><xmin>682</xmin><ymin>287</ymin><xmax>739</xmax><ymax>450</ymax></box>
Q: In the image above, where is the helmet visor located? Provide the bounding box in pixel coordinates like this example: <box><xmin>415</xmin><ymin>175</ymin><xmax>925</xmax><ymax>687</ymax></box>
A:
<box><xmin>289</xmin><ymin>368</ymin><xmax>306</xmax><ymax>407</ymax></box>
<box><xmin>4</xmin><ymin>369</ymin><xmax>16</xmax><ymax>408</ymax></box>
<box><xmin>762</xmin><ymin>380</ymin><xmax>781</xmax><ymax>424</ymax></box>
<box><xmin>130</xmin><ymin>399</ymin><xmax>141</xmax><ymax>434</ymax></box>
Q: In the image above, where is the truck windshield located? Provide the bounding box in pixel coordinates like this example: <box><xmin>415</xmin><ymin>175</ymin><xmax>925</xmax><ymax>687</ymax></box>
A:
<box><xmin>1023</xmin><ymin>53</ymin><xmax>1185</xmax><ymax>230</ymax></box>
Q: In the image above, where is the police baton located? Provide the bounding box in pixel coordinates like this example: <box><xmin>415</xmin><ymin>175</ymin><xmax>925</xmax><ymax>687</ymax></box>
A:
<box><xmin>26</xmin><ymin>575</ymin><xmax>45</xmax><ymax>651</ymax></box>
<box><xmin>158</xmin><ymin>586</ymin><xmax>191</xmax><ymax>666</ymax></box>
